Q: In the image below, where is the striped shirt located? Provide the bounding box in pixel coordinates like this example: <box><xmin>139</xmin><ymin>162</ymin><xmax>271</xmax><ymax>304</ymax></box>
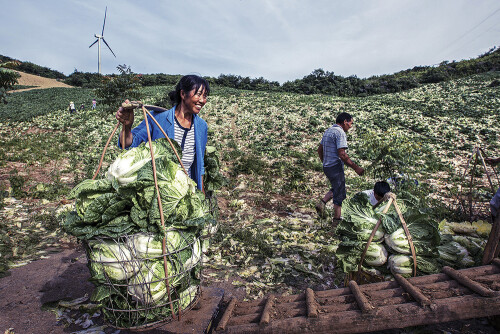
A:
<box><xmin>320</xmin><ymin>124</ymin><xmax>347</xmax><ymax>168</ymax></box>
<box><xmin>174</xmin><ymin>117</ymin><xmax>195</xmax><ymax>174</ymax></box>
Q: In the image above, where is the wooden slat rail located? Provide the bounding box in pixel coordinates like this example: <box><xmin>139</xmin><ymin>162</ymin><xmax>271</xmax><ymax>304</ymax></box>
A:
<box><xmin>259</xmin><ymin>295</ymin><xmax>275</xmax><ymax>325</ymax></box>
<box><xmin>442</xmin><ymin>266</ymin><xmax>497</xmax><ymax>297</ymax></box>
<box><xmin>217</xmin><ymin>263</ymin><xmax>500</xmax><ymax>333</ymax></box>
<box><xmin>305</xmin><ymin>288</ymin><xmax>318</xmax><ymax>318</ymax></box>
<box><xmin>222</xmin><ymin>294</ymin><xmax>500</xmax><ymax>334</ymax></box>
<box><xmin>392</xmin><ymin>273</ymin><xmax>433</xmax><ymax>307</ymax></box>
<box><xmin>217</xmin><ymin>297</ymin><xmax>237</xmax><ymax>331</ymax></box>
<box><xmin>348</xmin><ymin>280</ymin><xmax>375</xmax><ymax>313</ymax></box>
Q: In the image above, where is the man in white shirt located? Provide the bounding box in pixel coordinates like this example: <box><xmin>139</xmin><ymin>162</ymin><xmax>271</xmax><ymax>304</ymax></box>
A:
<box><xmin>362</xmin><ymin>181</ymin><xmax>391</xmax><ymax>206</ymax></box>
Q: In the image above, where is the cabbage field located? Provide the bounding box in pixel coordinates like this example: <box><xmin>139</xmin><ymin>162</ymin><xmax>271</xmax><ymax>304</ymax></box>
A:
<box><xmin>0</xmin><ymin>71</ymin><xmax>499</xmax><ymax>306</ymax></box>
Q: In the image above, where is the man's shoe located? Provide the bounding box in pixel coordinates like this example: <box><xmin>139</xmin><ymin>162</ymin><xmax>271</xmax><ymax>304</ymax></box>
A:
<box><xmin>315</xmin><ymin>200</ymin><xmax>326</xmax><ymax>218</ymax></box>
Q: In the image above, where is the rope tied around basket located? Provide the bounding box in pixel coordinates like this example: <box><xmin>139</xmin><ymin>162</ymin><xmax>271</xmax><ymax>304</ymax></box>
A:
<box><xmin>91</xmin><ymin>102</ymin><xmax>191</xmax><ymax>321</ymax></box>
<box><xmin>356</xmin><ymin>192</ymin><xmax>418</xmax><ymax>280</ymax></box>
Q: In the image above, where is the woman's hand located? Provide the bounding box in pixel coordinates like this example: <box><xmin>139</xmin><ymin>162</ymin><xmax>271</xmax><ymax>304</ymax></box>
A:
<box><xmin>116</xmin><ymin>99</ymin><xmax>140</xmax><ymax>148</ymax></box>
<box><xmin>115</xmin><ymin>99</ymin><xmax>136</xmax><ymax>128</ymax></box>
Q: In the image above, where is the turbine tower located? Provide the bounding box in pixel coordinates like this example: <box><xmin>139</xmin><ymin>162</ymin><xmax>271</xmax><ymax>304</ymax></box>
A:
<box><xmin>89</xmin><ymin>6</ymin><xmax>116</xmax><ymax>74</ymax></box>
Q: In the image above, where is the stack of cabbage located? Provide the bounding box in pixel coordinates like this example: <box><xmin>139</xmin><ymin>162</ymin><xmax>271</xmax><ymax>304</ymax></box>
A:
<box><xmin>63</xmin><ymin>138</ymin><xmax>218</xmax><ymax>328</ymax></box>
<box><xmin>335</xmin><ymin>192</ymin><xmax>442</xmax><ymax>278</ymax></box>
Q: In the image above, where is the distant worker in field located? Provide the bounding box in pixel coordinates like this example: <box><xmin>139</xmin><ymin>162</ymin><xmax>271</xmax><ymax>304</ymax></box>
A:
<box><xmin>69</xmin><ymin>101</ymin><xmax>76</xmax><ymax>114</ymax></box>
<box><xmin>92</xmin><ymin>99</ymin><xmax>97</xmax><ymax>110</ymax></box>
<box><xmin>316</xmin><ymin>112</ymin><xmax>364</xmax><ymax>227</ymax></box>
<box><xmin>362</xmin><ymin>181</ymin><xmax>391</xmax><ymax>206</ymax></box>
<box><xmin>80</xmin><ymin>103</ymin><xmax>85</xmax><ymax>111</ymax></box>
<box><xmin>115</xmin><ymin>74</ymin><xmax>209</xmax><ymax>192</ymax></box>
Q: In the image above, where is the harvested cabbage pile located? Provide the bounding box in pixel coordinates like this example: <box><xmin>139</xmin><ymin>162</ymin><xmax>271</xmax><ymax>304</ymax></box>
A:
<box><xmin>63</xmin><ymin>138</ymin><xmax>219</xmax><ymax>328</ymax></box>
<box><xmin>335</xmin><ymin>192</ymin><xmax>441</xmax><ymax>278</ymax></box>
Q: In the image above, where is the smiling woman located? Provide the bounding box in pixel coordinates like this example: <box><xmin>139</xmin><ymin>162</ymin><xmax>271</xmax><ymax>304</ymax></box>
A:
<box><xmin>115</xmin><ymin>74</ymin><xmax>210</xmax><ymax>191</ymax></box>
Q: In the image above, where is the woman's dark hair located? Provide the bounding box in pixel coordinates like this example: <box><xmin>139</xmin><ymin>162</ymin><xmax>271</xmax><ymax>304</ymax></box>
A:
<box><xmin>374</xmin><ymin>181</ymin><xmax>391</xmax><ymax>197</ymax></box>
<box><xmin>168</xmin><ymin>74</ymin><xmax>210</xmax><ymax>106</ymax></box>
<box><xmin>336</xmin><ymin>112</ymin><xmax>352</xmax><ymax>124</ymax></box>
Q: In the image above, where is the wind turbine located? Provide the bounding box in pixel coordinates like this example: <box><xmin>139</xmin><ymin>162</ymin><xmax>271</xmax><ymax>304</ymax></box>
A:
<box><xmin>89</xmin><ymin>6</ymin><xmax>116</xmax><ymax>74</ymax></box>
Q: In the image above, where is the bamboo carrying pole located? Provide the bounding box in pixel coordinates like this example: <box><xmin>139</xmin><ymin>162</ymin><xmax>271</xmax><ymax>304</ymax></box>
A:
<box><xmin>357</xmin><ymin>192</ymin><xmax>418</xmax><ymax>280</ymax></box>
<box><xmin>356</xmin><ymin>193</ymin><xmax>394</xmax><ymax>278</ymax></box>
<box><xmin>141</xmin><ymin>106</ymin><xmax>177</xmax><ymax>319</ymax></box>
<box><xmin>392</xmin><ymin>200</ymin><xmax>418</xmax><ymax>276</ymax></box>
<box><xmin>92</xmin><ymin>121</ymin><xmax>121</xmax><ymax>180</ymax></box>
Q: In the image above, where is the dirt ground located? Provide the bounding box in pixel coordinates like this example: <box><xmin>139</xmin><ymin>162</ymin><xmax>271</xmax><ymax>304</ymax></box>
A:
<box><xmin>0</xmin><ymin>246</ymin><xmax>95</xmax><ymax>334</ymax></box>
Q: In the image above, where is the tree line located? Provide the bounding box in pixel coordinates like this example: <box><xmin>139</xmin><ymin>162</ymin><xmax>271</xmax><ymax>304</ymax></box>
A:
<box><xmin>1</xmin><ymin>46</ymin><xmax>499</xmax><ymax>97</ymax></box>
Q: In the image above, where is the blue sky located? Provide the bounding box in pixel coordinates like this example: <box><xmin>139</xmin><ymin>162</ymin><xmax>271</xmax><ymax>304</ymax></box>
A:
<box><xmin>2</xmin><ymin>0</ymin><xmax>499</xmax><ymax>83</ymax></box>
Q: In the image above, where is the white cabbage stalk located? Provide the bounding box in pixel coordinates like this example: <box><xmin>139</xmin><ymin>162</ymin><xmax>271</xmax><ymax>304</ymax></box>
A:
<box><xmin>384</xmin><ymin>228</ymin><xmax>411</xmax><ymax>254</ymax></box>
<box><xmin>365</xmin><ymin>243</ymin><xmax>388</xmax><ymax>266</ymax></box>
<box><xmin>450</xmin><ymin>241</ymin><xmax>469</xmax><ymax>259</ymax></box>
<box><xmin>387</xmin><ymin>254</ymin><xmax>413</xmax><ymax>275</ymax></box>
<box><xmin>127</xmin><ymin>260</ymin><xmax>178</xmax><ymax>305</ymax></box>
<box><xmin>106</xmin><ymin>145</ymin><xmax>155</xmax><ymax>186</ymax></box>
<box><xmin>89</xmin><ymin>241</ymin><xmax>138</xmax><ymax>281</ymax></box>
<box><xmin>458</xmin><ymin>255</ymin><xmax>475</xmax><ymax>267</ymax></box>
<box><xmin>183</xmin><ymin>239</ymin><xmax>202</xmax><ymax>270</ymax></box>
<box><xmin>128</xmin><ymin>232</ymin><xmax>183</xmax><ymax>259</ymax></box>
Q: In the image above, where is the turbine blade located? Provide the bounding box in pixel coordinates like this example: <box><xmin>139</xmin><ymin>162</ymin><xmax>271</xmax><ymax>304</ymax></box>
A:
<box><xmin>89</xmin><ymin>39</ymin><xmax>98</xmax><ymax>48</ymax></box>
<box><xmin>101</xmin><ymin>6</ymin><xmax>107</xmax><ymax>36</ymax></box>
<box><xmin>102</xmin><ymin>38</ymin><xmax>116</xmax><ymax>57</ymax></box>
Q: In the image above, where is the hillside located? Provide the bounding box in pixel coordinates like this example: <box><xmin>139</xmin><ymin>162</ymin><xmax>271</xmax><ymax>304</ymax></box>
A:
<box><xmin>3</xmin><ymin>47</ymin><xmax>500</xmax><ymax>96</ymax></box>
<box><xmin>0</xmin><ymin>72</ymin><xmax>499</xmax><ymax>332</ymax></box>
<box><xmin>14</xmin><ymin>70</ymin><xmax>73</xmax><ymax>91</ymax></box>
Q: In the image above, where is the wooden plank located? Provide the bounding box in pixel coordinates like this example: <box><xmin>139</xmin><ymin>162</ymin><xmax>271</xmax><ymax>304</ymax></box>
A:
<box><xmin>223</xmin><ymin>295</ymin><xmax>500</xmax><ymax>333</ymax></box>
<box><xmin>228</xmin><ymin>308</ymin><xmax>306</xmax><ymax>326</ymax></box>
<box><xmin>442</xmin><ymin>266</ymin><xmax>497</xmax><ymax>297</ymax></box>
<box><xmin>259</xmin><ymin>294</ymin><xmax>275</xmax><ymax>325</ymax></box>
<box><xmin>305</xmin><ymin>288</ymin><xmax>318</xmax><ymax>318</ymax></box>
<box><xmin>217</xmin><ymin>297</ymin><xmax>237</xmax><ymax>331</ymax></box>
<box><xmin>314</xmin><ymin>264</ymin><xmax>499</xmax><ymax>299</ymax></box>
<box><xmin>237</xmin><ymin>293</ymin><xmax>304</xmax><ymax>309</ymax></box>
<box><xmin>348</xmin><ymin>280</ymin><xmax>375</xmax><ymax>313</ymax></box>
<box><xmin>393</xmin><ymin>273</ymin><xmax>432</xmax><ymax>307</ymax></box>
